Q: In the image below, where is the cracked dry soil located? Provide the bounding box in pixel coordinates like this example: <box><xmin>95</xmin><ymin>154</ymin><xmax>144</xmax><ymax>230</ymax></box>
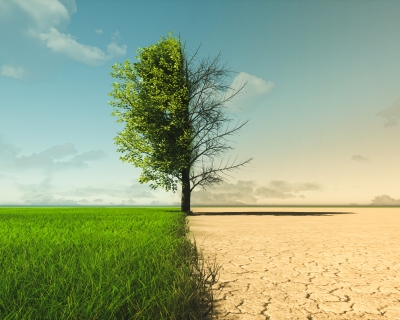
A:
<box><xmin>186</xmin><ymin>207</ymin><xmax>400</xmax><ymax>320</ymax></box>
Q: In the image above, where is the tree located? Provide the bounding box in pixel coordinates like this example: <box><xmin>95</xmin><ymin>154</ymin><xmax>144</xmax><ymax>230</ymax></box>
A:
<box><xmin>108</xmin><ymin>32</ymin><xmax>253</xmax><ymax>214</ymax></box>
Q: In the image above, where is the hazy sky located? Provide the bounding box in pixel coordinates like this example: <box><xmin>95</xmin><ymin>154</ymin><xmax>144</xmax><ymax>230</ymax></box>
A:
<box><xmin>1</xmin><ymin>0</ymin><xmax>400</xmax><ymax>207</ymax></box>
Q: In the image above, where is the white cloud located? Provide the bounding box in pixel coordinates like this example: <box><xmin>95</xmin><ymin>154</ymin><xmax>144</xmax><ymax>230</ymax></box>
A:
<box><xmin>0</xmin><ymin>135</ymin><xmax>23</xmax><ymax>167</ymax></box>
<box><xmin>234</xmin><ymin>72</ymin><xmax>275</xmax><ymax>95</ymax></box>
<box><xmin>107</xmin><ymin>31</ymin><xmax>127</xmax><ymax>57</ymax></box>
<box><xmin>0</xmin><ymin>0</ymin><xmax>126</xmax><ymax>82</ymax></box>
<box><xmin>95</xmin><ymin>29</ymin><xmax>103</xmax><ymax>35</ymax></box>
<box><xmin>0</xmin><ymin>0</ymin><xmax>15</xmax><ymax>21</ymax></box>
<box><xmin>0</xmin><ymin>64</ymin><xmax>26</xmax><ymax>80</ymax></box>
<box><xmin>351</xmin><ymin>154</ymin><xmax>370</xmax><ymax>162</ymax></box>
<box><xmin>7</xmin><ymin>176</ymin><xmax>156</xmax><ymax>206</ymax></box>
<box><xmin>58</xmin><ymin>0</ymin><xmax>77</xmax><ymax>14</ymax></box>
<box><xmin>13</xmin><ymin>0</ymin><xmax>71</xmax><ymax>31</ymax></box>
<box><xmin>224</xmin><ymin>72</ymin><xmax>275</xmax><ymax>114</ymax></box>
<box><xmin>70</xmin><ymin>150</ymin><xmax>109</xmax><ymax>162</ymax></box>
<box><xmin>0</xmin><ymin>136</ymin><xmax>107</xmax><ymax>175</ymax></box>
<box><xmin>10</xmin><ymin>177</ymin><xmax>83</xmax><ymax>206</ymax></box>
<box><xmin>40</xmin><ymin>142</ymin><xmax>79</xmax><ymax>159</ymax></box>
<box><xmin>376</xmin><ymin>99</ymin><xmax>400</xmax><ymax>128</ymax></box>
<box><xmin>27</xmin><ymin>27</ymin><xmax>127</xmax><ymax>67</ymax></box>
<box><xmin>370</xmin><ymin>194</ymin><xmax>400</xmax><ymax>205</ymax></box>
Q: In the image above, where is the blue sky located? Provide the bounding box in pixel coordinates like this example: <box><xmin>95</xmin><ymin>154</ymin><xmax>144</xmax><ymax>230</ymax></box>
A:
<box><xmin>1</xmin><ymin>0</ymin><xmax>400</xmax><ymax>206</ymax></box>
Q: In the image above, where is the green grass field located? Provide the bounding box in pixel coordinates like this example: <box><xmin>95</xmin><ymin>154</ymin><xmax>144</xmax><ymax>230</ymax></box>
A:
<box><xmin>0</xmin><ymin>207</ymin><xmax>222</xmax><ymax>319</ymax></box>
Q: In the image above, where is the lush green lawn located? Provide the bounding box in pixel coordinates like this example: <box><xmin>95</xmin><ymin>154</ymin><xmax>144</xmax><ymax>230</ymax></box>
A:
<box><xmin>0</xmin><ymin>207</ymin><xmax>221</xmax><ymax>319</ymax></box>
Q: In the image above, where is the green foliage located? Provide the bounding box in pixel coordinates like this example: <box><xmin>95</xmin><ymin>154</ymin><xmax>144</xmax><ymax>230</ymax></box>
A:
<box><xmin>108</xmin><ymin>32</ymin><xmax>191</xmax><ymax>192</ymax></box>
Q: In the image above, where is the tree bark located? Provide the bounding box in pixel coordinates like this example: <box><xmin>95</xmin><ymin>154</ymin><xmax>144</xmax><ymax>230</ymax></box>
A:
<box><xmin>181</xmin><ymin>168</ymin><xmax>191</xmax><ymax>213</ymax></box>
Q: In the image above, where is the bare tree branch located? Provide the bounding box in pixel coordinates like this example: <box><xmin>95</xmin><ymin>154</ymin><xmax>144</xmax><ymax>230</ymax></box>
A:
<box><xmin>190</xmin><ymin>156</ymin><xmax>254</xmax><ymax>192</ymax></box>
<box><xmin>189</xmin><ymin>119</ymin><xmax>250</xmax><ymax>165</ymax></box>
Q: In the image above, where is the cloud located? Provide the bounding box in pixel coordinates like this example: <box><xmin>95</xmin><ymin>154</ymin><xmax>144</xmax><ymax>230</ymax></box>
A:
<box><xmin>376</xmin><ymin>99</ymin><xmax>400</xmax><ymax>128</ymax></box>
<box><xmin>13</xmin><ymin>0</ymin><xmax>72</xmax><ymax>32</ymax></box>
<box><xmin>121</xmin><ymin>199</ymin><xmax>137</xmax><ymax>205</ymax></box>
<box><xmin>0</xmin><ymin>0</ymin><xmax>13</xmax><ymax>19</ymax></box>
<box><xmin>351</xmin><ymin>154</ymin><xmax>370</xmax><ymax>162</ymax></box>
<box><xmin>0</xmin><ymin>64</ymin><xmax>26</xmax><ymax>80</ymax></box>
<box><xmin>0</xmin><ymin>0</ymin><xmax>126</xmax><ymax>82</ymax></box>
<box><xmin>13</xmin><ymin>142</ymin><xmax>81</xmax><ymax>170</ymax></box>
<box><xmin>224</xmin><ymin>72</ymin><xmax>275</xmax><ymax>114</ymax></box>
<box><xmin>11</xmin><ymin>177</ymin><xmax>83</xmax><ymax>206</ymax></box>
<box><xmin>370</xmin><ymin>194</ymin><xmax>400</xmax><ymax>205</ymax></box>
<box><xmin>237</xmin><ymin>72</ymin><xmax>275</xmax><ymax>95</ymax></box>
<box><xmin>0</xmin><ymin>173</ymin><xmax>17</xmax><ymax>182</ymax></box>
<box><xmin>27</xmin><ymin>28</ymin><xmax>127</xmax><ymax>67</ymax></box>
<box><xmin>264</xmin><ymin>180</ymin><xmax>322</xmax><ymax>193</ymax></box>
<box><xmin>0</xmin><ymin>136</ymin><xmax>107</xmax><ymax>174</ymax></box>
<box><xmin>56</xmin><ymin>183</ymin><xmax>155</xmax><ymax>199</ymax></box>
<box><xmin>95</xmin><ymin>29</ymin><xmax>103</xmax><ymax>35</ymax></box>
<box><xmin>8</xmin><ymin>177</ymin><xmax>155</xmax><ymax>206</ymax></box>
<box><xmin>106</xmin><ymin>31</ymin><xmax>128</xmax><ymax>57</ymax></box>
<box><xmin>0</xmin><ymin>135</ymin><xmax>23</xmax><ymax>166</ymax></box>
<box><xmin>70</xmin><ymin>150</ymin><xmax>108</xmax><ymax>162</ymax></box>
<box><xmin>191</xmin><ymin>179</ymin><xmax>323</xmax><ymax>205</ymax></box>
<box><xmin>41</xmin><ymin>142</ymin><xmax>79</xmax><ymax>159</ymax></box>
<box><xmin>150</xmin><ymin>200</ymin><xmax>176</xmax><ymax>205</ymax></box>
<box><xmin>0</xmin><ymin>135</ymin><xmax>163</xmax><ymax>206</ymax></box>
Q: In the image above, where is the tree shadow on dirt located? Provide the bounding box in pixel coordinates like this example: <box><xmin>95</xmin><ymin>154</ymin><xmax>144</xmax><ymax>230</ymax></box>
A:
<box><xmin>190</xmin><ymin>211</ymin><xmax>356</xmax><ymax>216</ymax></box>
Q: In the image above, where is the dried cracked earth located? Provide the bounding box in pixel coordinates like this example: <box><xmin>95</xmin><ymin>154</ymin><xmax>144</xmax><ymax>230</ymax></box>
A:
<box><xmin>186</xmin><ymin>207</ymin><xmax>400</xmax><ymax>320</ymax></box>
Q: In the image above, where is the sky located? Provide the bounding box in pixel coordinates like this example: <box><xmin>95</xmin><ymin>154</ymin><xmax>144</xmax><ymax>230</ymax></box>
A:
<box><xmin>1</xmin><ymin>0</ymin><xmax>400</xmax><ymax>207</ymax></box>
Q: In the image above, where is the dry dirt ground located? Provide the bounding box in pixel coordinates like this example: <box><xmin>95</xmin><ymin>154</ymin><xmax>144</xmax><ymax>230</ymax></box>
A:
<box><xmin>186</xmin><ymin>207</ymin><xmax>400</xmax><ymax>320</ymax></box>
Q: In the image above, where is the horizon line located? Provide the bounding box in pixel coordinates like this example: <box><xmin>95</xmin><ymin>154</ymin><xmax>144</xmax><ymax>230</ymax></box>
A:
<box><xmin>0</xmin><ymin>205</ymin><xmax>399</xmax><ymax>208</ymax></box>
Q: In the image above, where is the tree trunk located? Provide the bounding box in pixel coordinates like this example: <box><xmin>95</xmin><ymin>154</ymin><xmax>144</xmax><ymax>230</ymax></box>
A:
<box><xmin>181</xmin><ymin>168</ymin><xmax>191</xmax><ymax>213</ymax></box>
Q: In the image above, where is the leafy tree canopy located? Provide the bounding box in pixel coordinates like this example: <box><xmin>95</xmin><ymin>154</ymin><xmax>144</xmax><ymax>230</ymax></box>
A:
<box><xmin>108</xmin><ymin>32</ymin><xmax>191</xmax><ymax>192</ymax></box>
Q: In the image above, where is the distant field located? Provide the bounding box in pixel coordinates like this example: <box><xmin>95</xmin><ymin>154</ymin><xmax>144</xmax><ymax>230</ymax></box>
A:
<box><xmin>0</xmin><ymin>207</ymin><xmax>216</xmax><ymax>320</ymax></box>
